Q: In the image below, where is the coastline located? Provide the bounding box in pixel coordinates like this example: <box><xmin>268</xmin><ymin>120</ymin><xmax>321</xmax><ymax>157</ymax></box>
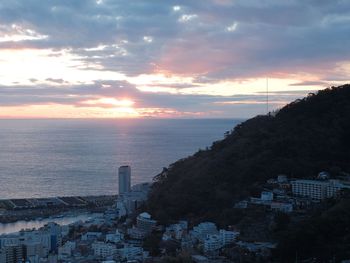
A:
<box><xmin>0</xmin><ymin>195</ymin><xmax>116</xmax><ymax>224</ymax></box>
<box><xmin>0</xmin><ymin>206</ymin><xmax>106</xmax><ymax>224</ymax></box>
<box><xmin>0</xmin><ymin>211</ymin><xmax>100</xmax><ymax>235</ymax></box>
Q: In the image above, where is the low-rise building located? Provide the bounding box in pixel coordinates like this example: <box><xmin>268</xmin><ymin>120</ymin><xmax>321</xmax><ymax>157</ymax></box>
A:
<box><xmin>136</xmin><ymin>212</ymin><xmax>157</xmax><ymax>233</ymax></box>
<box><xmin>203</xmin><ymin>234</ymin><xmax>222</xmax><ymax>252</ymax></box>
<box><xmin>163</xmin><ymin>222</ymin><xmax>187</xmax><ymax>240</ymax></box>
<box><xmin>192</xmin><ymin>254</ymin><xmax>209</xmax><ymax>263</ymax></box>
<box><xmin>270</xmin><ymin>202</ymin><xmax>293</xmax><ymax>213</ymax></box>
<box><xmin>181</xmin><ymin>236</ymin><xmax>193</xmax><ymax>250</ymax></box>
<box><xmin>81</xmin><ymin>232</ymin><xmax>103</xmax><ymax>241</ymax></box>
<box><xmin>106</xmin><ymin>230</ymin><xmax>124</xmax><ymax>244</ymax></box>
<box><xmin>127</xmin><ymin>227</ymin><xmax>146</xmax><ymax>240</ymax></box>
<box><xmin>58</xmin><ymin>241</ymin><xmax>76</xmax><ymax>260</ymax></box>
<box><xmin>118</xmin><ymin>245</ymin><xmax>143</xmax><ymax>261</ymax></box>
<box><xmin>190</xmin><ymin>222</ymin><xmax>218</xmax><ymax>242</ymax></box>
<box><xmin>92</xmin><ymin>241</ymin><xmax>117</xmax><ymax>259</ymax></box>
<box><xmin>234</xmin><ymin>200</ymin><xmax>248</xmax><ymax>209</ymax></box>
<box><xmin>219</xmin><ymin>229</ymin><xmax>239</xmax><ymax>245</ymax></box>
<box><xmin>261</xmin><ymin>191</ymin><xmax>273</xmax><ymax>201</ymax></box>
<box><xmin>327</xmin><ymin>179</ymin><xmax>350</xmax><ymax>197</ymax></box>
<box><xmin>277</xmin><ymin>175</ymin><xmax>288</xmax><ymax>183</ymax></box>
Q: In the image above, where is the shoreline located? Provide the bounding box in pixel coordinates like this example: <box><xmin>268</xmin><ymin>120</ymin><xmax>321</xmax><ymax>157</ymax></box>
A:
<box><xmin>0</xmin><ymin>195</ymin><xmax>116</xmax><ymax>224</ymax></box>
<box><xmin>0</xmin><ymin>211</ymin><xmax>99</xmax><ymax>235</ymax></box>
<box><xmin>0</xmin><ymin>206</ymin><xmax>106</xmax><ymax>224</ymax></box>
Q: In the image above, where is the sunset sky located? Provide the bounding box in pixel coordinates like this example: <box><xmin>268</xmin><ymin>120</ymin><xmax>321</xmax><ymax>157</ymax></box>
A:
<box><xmin>0</xmin><ymin>0</ymin><xmax>349</xmax><ymax>118</ymax></box>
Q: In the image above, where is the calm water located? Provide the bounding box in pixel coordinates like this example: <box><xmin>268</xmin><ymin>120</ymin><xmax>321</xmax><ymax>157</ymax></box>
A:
<box><xmin>0</xmin><ymin>119</ymin><xmax>239</xmax><ymax>199</ymax></box>
<box><xmin>0</xmin><ymin>213</ymin><xmax>98</xmax><ymax>235</ymax></box>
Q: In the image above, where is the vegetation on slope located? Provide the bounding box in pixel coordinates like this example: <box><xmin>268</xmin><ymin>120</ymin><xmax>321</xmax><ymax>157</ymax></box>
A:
<box><xmin>147</xmin><ymin>84</ymin><xmax>350</xmax><ymax>223</ymax></box>
<box><xmin>275</xmin><ymin>193</ymin><xmax>350</xmax><ymax>262</ymax></box>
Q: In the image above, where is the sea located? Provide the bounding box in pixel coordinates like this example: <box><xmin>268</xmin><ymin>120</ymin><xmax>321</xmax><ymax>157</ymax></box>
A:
<box><xmin>0</xmin><ymin>119</ymin><xmax>240</xmax><ymax>199</ymax></box>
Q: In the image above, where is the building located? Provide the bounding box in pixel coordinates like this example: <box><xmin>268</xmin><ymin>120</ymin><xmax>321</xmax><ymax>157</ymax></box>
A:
<box><xmin>116</xmin><ymin>199</ymin><xmax>128</xmax><ymax>218</ymax></box>
<box><xmin>277</xmin><ymin>175</ymin><xmax>288</xmax><ymax>183</ymax></box>
<box><xmin>261</xmin><ymin>191</ymin><xmax>273</xmax><ymax>201</ymax></box>
<box><xmin>163</xmin><ymin>222</ymin><xmax>188</xmax><ymax>241</ymax></box>
<box><xmin>118</xmin><ymin>165</ymin><xmax>131</xmax><ymax>195</ymax></box>
<box><xmin>115</xmin><ymin>182</ymin><xmax>151</xmax><ymax>218</ymax></box>
<box><xmin>236</xmin><ymin>241</ymin><xmax>276</xmax><ymax>254</ymax></box>
<box><xmin>106</xmin><ymin>230</ymin><xmax>124</xmax><ymax>244</ymax></box>
<box><xmin>131</xmin><ymin>182</ymin><xmax>151</xmax><ymax>192</ymax></box>
<box><xmin>162</xmin><ymin>232</ymin><xmax>173</xmax><ymax>241</ymax></box>
<box><xmin>92</xmin><ymin>242</ymin><xmax>117</xmax><ymax>259</ymax></box>
<box><xmin>190</xmin><ymin>222</ymin><xmax>218</xmax><ymax>242</ymax></box>
<box><xmin>219</xmin><ymin>230</ymin><xmax>239</xmax><ymax>245</ymax></box>
<box><xmin>234</xmin><ymin>200</ymin><xmax>248</xmax><ymax>209</ymax></box>
<box><xmin>118</xmin><ymin>245</ymin><xmax>143</xmax><ymax>261</ymax></box>
<box><xmin>203</xmin><ymin>229</ymin><xmax>238</xmax><ymax>253</ymax></box>
<box><xmin>41</xmin><ymin>222</ymin><xmax>62</xmax><ymax>253</ymax></box>
<box><xmin>192</xmin><ymin>255</ymin><xmax>209</xmax><ymax>263</ymax></box>
<box><xmin>81</xmin><ymin>232</ymin><xmax>102</xmax><ymax>241</ymax></box>
<box><xmin>181</xmin><ymin>236</ymin><xmax>194</xmax><ymax>250</ymax></box>
<box><xmin>178</xmin><ymin>220</ymin><xmax>188</xmax><ymax>230</ymax></box>
<box><xmin>318</xmin><ymin>171</ymin><xmax>330</xmax><ymax>180</ymax></box>
<box><xmin>0</xmin><ymin>230</ymin><xmax>52</xmax><ymax>263</ymax></box>
<box><xmin>291</xmin><ymin>179</ymin><xmax>350</xmax><ymax>200</ymax></box>
<box><xmin>58</xmin><ymin>241</ymin><xmax>76</xmax><ymax>260</ymax></box>
<box><xmin>292</xmin><ymin>180</ymin><xmax>329</xmax><ymax>200</ymax></box>
<box><xmin>136</xmin><ymin>212</ymin><xmax>157</xmax><ymax>233</ymax></box>
<box><xmin>121</xmin><ymin>191</ymin><xmax>147</xmax><ymax>213</ymax></box>
<box><xmin>127</xmin><ymin>227</ymin><xmax>146</xmax><ymax>240</ymax></box>
<box><xmin>327</xmin><ymin>179</ymin><xmax>350</xmax><ymax>197</ymax></box>
<box><xmin>203</xmin><ymin>235</ymin><xmax>222</xmax><ymax>253</ymax></box>
<box><xmin>270</xmin><ymin>202</ymin><xmax>293</xmax><ymax>213</ymax></box>
<box><xmin>0</xmin><ymin>244</ymin><xmax>26</xmax><ymax>263</ymax></box>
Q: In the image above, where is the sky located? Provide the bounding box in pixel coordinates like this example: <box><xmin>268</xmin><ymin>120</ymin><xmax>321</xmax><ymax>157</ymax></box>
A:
<box><xmin>0</xmin><ymin>0</ymin><xmax>349</xmax><ymax>118</ymax></box>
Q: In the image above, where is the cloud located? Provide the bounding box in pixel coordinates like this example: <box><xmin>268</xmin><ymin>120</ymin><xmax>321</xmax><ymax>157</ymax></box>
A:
<box><xmin>0</xmin><ymin>0</ymin><xmax>349</xmax><ymax>117</ymax></box>
<box><xmin>0</xmin><ymin>79</ymin><xmax>312</xmax><ymax>118</ymax></box>
<box><xmin>0</xmin><ymin>0</ymin><xmax>348</xmax><ymax>80</ymax></box>
<box><xmin>45</xmin><ymin>78</ymin><xmax>66</xmax><ymax>84</ymax></box>
<box><xmin>289</xmin><ymin>81</ymin><xmax>330</xmax><ymax>87</ymax></box>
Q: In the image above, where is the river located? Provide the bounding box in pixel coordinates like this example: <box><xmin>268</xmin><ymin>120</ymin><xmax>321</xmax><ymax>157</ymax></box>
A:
<box><xmin>0</xmin><ymin>213</ymin><xmax>99</xmax><ymax>235</ymax></box>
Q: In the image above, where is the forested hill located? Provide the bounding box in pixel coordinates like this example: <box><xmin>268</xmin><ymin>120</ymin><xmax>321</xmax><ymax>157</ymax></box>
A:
<box><xmin>147</xmin><ymin>84</ymin><xmax>350</xmax><ymax>223</ymax></box>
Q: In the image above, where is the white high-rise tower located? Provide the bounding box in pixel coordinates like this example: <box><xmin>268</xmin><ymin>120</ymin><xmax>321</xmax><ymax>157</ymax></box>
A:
<box><xmin>118</xmin><ymin>165</ymin><xmax>131</xmax><ymax>195</ymax></box>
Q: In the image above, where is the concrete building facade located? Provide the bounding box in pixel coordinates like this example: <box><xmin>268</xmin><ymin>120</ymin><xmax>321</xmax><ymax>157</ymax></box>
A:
<box><xmin>291</xmin><ymin>179</ymin><xmax>350</xmax><ymax>200</ymax></box>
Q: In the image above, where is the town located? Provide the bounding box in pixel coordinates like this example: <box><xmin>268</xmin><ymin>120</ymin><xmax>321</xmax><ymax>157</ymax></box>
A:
<box><xmin>1</xmin><ymin>166</ymin><xmax>350</xmax><ymax>263</ymax></box>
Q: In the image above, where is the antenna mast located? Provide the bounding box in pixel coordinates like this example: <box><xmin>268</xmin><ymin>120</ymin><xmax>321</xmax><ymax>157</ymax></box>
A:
<box><xmin>266</xmin><ymin>78</ymin><xmax>269</xmax><ymax>115</ymax></box>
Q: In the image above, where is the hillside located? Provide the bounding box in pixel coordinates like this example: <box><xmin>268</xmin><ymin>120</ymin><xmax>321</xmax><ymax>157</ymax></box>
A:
<box><xmin>146</xmin><ymin>84</ymin><xmax>350</xmax><ymax>224</ymax></box>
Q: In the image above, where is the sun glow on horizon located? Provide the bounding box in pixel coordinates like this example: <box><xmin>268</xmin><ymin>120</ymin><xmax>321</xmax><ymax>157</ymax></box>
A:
<box><xmin>0</xmin><ymin>45</ymin><xmax>343</xmax><ymax>119</ymax></box>
<box><xmin>79</xmin><ymin>97</ymin><xmax>138</xmax><ymax>118</ymax></box>
<box><xmin>0</xmin><ymin>104</ymin><xmax>140</xmax><ymax>119</ymax></box>
<box><xmin>81</xmin><ymin>97</ymin><xmax>135</xmax><ymax>107</ymax></box>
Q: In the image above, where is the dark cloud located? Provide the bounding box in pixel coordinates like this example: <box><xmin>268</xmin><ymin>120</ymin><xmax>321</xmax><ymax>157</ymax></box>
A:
<box><xmin>45</xmin><ymin>78</ymin><xmax>66</xmax><ymax>84</ymax></box>
<box><xmin>0</xmin><ymin>0</ymin><xmax>349</xmax><ymax>79</ymax></box>
<box><xmin>289</xmin><ymin>81</ymin><xmax>329</xmax><ymax>87</ymax></box>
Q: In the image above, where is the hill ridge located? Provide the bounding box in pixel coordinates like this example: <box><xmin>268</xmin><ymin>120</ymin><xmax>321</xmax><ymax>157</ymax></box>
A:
<box><xmin>147</xmin><ymin>84</ymin><xmax>350</xmax><ymax>223</ymax></box>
